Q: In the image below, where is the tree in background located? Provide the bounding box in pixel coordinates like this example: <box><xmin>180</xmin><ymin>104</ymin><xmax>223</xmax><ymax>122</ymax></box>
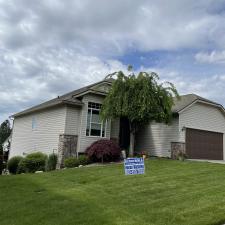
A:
<box><xmin>0</xmin><ymin>119</ymin><xmax>12</xmax><ymax>173</ymax></box>
<box><xmin>101</xmin><ymin>67</ymin><xmax>179</xmax><ymax>156</ymax></box>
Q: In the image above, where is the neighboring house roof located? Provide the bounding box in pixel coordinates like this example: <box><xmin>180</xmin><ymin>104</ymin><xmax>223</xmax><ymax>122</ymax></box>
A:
<box><xmin>12</xmin><ymin>79</ymin><xmax>224</xmax><ymax>118</ymax></box>
<box><xmin>2</xmin><ymin>134</ymin><xmax>12</xmax><ymax>145</ymax></box>
<box><xmin>2</xmin><ymin>134</ymin><xmax>12</xmax><ymax>152</ymax></box>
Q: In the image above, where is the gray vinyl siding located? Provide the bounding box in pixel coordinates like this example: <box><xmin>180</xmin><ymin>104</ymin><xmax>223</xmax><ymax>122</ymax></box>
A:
<box><xmin>178</xmin><ymin>102</ymin><xmax>225</xmax><ymax>159</ymax></box>
<box><xmin>10</xmin><ymin>106</ymin><xmax>67</xmax><ymax>158</ymax></box>
<box><xmin>64</xmin><ymin>106</ymin><xmax>81</xmax><ymax>135</ymax></box>
<box><xmin>77</xmin><ymin>94</ymin><xmax>111</xmax><ymax>153</ymax></box>
<box><xmin>136</xmin><ymin>118</ymin><xmax>179</xmax><ymax>157</ymax></box>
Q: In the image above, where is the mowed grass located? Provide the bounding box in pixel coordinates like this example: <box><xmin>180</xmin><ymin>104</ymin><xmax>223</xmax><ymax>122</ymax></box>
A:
<box><xmin>1</xmin><ymin>159</ymin><xmax>225</xmax><ymax>225</ymax></box>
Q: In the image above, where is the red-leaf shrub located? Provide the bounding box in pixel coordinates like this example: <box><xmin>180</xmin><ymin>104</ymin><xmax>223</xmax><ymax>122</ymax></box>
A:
<box><xmin>85</xmin><ymin>139</ymin><xmax>121</xmax><ymax>163</ymax></box>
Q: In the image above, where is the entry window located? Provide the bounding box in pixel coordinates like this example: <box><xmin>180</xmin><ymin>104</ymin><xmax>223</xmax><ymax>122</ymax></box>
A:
<box><xmin>86</xmin><ymin>102</ymin><xmax>106</xmax><ymax>137</ymax></box>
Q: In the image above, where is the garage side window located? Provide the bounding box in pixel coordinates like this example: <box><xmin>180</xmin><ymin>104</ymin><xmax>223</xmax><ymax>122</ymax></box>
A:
<box><xmin>32</xmin><ymin>117</ymin><xmax>37</xmax><ymax>130</ymax></box>
<box><xmin>86</xmin><ymin>102</ymin><xmax>106</xmax><ymax>137</ymax></box>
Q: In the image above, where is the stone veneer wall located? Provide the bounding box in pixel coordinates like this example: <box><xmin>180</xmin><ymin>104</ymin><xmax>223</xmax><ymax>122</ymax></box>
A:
<box><xmin>57</xmin><ymin>134</ymin><xmax>78</xmax><ymax>169</ymax></box>
<box><xmin>171</xmin><ymin>142</ymin><xmax>185</xmax><ymax>159</ymax></box>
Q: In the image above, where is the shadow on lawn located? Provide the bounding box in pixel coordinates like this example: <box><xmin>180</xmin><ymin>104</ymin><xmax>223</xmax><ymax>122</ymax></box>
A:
<box><xmin>0</xmin><ymin>173</ymin><xmax>113</xmax><ymax>225</ymax></box>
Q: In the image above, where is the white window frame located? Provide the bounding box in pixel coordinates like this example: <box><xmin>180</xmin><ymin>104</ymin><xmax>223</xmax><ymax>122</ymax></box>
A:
<box><xmin>86</xmin><ymin>102</ymin><xmax>107</xmax><ymax>137</ymax></box>
<box><xmin>32</xmin><ymin>116</ymin><xmax>37</xmax><ymax>131</ymax></box>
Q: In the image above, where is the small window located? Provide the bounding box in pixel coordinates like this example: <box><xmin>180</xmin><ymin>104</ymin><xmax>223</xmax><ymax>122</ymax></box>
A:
<box><xmin>32</xmin><ymin>117</ymin><xmax>37</xmax><ymax>130</ymax></box>
<box><xmin>86</xmin><ymin>102</ymin><xmax>107</xmax><ymax>137</ymax></box>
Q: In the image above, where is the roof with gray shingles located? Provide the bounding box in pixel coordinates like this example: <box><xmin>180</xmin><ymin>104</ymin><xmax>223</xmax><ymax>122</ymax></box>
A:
<box><xmin>172</xmin><ymin>94</ymin><xmax>221</xmax><ymax>113</ymax></box>
<box><xmin>12</xmin><ymin>79</ymin><xmax>223</xmax><ymax>118</ymax></box>
<box><xmin>12</xmin><ymin>79</ymin><xmax>114</xmax><ymax>118</ymax></box>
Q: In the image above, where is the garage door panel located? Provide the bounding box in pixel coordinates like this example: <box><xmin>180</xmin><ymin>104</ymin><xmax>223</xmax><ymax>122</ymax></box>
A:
<box><xmin>186</xmin><ymin>128</ymin><xmax>223</xmax><ymax>160</ymax></box>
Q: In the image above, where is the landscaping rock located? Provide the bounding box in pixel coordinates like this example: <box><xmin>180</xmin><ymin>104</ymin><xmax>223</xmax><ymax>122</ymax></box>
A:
<box><xmin>35</xmin><ymin>171</ymin><xmax>43</xmax><ymax>173</ymax></box>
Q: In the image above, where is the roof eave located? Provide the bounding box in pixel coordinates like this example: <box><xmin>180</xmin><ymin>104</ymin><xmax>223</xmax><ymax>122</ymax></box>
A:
<box><xmin>73</xmin><ymin>89</ymin><xmax>108</xmax><ymax>98</ymax></box>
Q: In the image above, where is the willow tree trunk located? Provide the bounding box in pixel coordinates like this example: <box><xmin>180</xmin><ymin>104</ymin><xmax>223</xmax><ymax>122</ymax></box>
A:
<box><xmin>129</xmin><ymin>120</ymin><xmax>136</xmax><ymax>157</ymax></box>
<box><xmin>129</xmin><ymin>131</ymin><xmax>135</xmax><ymax>157</ymax></box>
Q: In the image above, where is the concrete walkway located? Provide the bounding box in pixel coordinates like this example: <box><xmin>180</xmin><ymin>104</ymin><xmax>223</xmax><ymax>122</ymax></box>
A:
<box><xmin>187</xmin><ymin>159</ymin><xmax>225</xmax><ymax>164</ymax></box>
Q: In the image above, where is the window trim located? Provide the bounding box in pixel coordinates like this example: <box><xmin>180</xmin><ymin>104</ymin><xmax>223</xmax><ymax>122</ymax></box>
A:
<box><xmin>32</xmin><ymin>116</ymin><xmax>37</xmax><ymax>131</ymax></box>
<box><xmin>86</xmin><ymin>102</ymin><xmax>107</xmax><ymax>137</ymax></box>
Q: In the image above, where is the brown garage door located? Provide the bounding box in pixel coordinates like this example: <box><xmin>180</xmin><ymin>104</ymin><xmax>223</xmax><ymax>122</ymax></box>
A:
<box><xmin>186</xmin><ymin>128</ymin><xmax>223</xmax><ymax>160</ymax></box>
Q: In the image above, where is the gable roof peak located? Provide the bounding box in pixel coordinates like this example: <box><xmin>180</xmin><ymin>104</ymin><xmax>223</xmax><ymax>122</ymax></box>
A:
<box><xmin>172</xmin><ymin>93</ymin><xmax>223</xmax><ymax>113</ymax></box>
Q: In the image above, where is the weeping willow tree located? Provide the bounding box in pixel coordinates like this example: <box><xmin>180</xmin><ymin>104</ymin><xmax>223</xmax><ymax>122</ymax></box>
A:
<box><xmin>101</xmin><ymin>68</ymin><xmax>179</xmax><ymax>156</ymax></box>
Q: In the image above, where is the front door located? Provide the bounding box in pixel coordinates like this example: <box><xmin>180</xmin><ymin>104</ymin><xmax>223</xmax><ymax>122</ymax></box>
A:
<box><xmin>119</xmin><ymin>117</ymin><xmax>130</xmax><ymax>150</ymax></box>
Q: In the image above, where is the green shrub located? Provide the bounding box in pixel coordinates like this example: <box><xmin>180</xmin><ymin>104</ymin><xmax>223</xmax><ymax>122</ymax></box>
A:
<box><xmin>7</xmin><ymin>156</ymin><xmax>23</xmax><ymax>174</ymax></box>
<box><xmin>46</xmin><ymin>153</ymin><xmax>58</xmax><ymax>171</ymax></box>
<box><xmin>78</xmin><ymin>155</ymin><xmax>89</xmax><ymax>165</ymax></box>
<box><xmin>17</xmin><ymin>152</ymin><xmax>47</xmax><ymax>173</ymax></box>
<box><xmin>64</xmin><ymin>157</ymin><xmax>79</xmax><ymax>168</ymax></box>
<box><xmin>17</xmin><ymin>158</ymin><xmax>27</xmax><ymax>173</ymax></box>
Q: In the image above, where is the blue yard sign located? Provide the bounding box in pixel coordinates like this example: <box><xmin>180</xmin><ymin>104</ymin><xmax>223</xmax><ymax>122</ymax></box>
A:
<box><xmin>124</xmin><ymin>158</ymin><xmax>145</xmax><ymax>175</ymax></box>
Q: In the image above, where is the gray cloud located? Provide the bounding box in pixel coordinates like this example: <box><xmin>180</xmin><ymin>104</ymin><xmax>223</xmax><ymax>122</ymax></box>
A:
<box><xmin>0</xmin><ymin>47</ymin><xmax>126</xmax><ymax>121</ymax></box>
<box><xmin>1</xmin><ymin>0</ymin><xmax>225</xmax><ymax>123</ymax></box>
<box><xmin>1</xmin><ymin>0</ymin><xmax>225</xmax><ymax>53</ymax></box>
<box><xmin>195</xmin><ymin>51</ymin><xmax>225</xmax><ymax>64</ymax></box>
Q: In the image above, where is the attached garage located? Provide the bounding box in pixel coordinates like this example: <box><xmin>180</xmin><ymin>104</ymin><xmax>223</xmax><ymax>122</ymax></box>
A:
<box><xmin>178</xmin><ymin>96</ymin><xmax>225</xmax><ymax>161</ymax></box>
<box><xmin>186</xmin><ymin>128</ymin><xmax>223</xmax><ymax>160</ymax></box>
<box><xmin>136</xmin><ymin>94</ymin><xmax>225</xmax><ymax>160</ymax></box>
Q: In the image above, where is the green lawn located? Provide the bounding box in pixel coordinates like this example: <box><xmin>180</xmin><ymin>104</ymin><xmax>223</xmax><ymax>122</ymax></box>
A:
<box><xmin>1</xmin><ymin>159</ymin><xmax>225</xmax><ymax>225</ymax></box>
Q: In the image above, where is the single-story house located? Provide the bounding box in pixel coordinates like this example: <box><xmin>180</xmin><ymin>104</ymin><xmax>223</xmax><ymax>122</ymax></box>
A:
<box><xmin>9</xmin><ymin>78</ymin><xmax>225</xmax><ymax>165</ymax></box>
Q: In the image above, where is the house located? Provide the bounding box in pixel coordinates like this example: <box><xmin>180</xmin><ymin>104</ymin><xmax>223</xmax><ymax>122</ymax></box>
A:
<box><xmin>9</xmin><ymin>78</ymin><xmax>225</xmax><ymax>164</ymax></box>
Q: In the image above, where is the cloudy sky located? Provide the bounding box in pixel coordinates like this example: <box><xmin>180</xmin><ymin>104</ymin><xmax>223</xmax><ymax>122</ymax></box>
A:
<box><xmin>1</xmin><ymin>0</ymin><xmax>225</xmax><ymax>123</ymax></box>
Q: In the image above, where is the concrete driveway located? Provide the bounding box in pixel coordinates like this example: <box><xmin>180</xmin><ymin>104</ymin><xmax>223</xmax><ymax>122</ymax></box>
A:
<box><xmin>187</xmin><ymin>159</ymin><xmax>225</xmax><ymax>164</ymax></box>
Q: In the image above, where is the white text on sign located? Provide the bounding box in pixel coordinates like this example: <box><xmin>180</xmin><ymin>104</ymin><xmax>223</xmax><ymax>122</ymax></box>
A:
<box><xmin>124</xmin><ymin>158</ymin><xmax>145</xmax><ymax>175</ymax></box>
